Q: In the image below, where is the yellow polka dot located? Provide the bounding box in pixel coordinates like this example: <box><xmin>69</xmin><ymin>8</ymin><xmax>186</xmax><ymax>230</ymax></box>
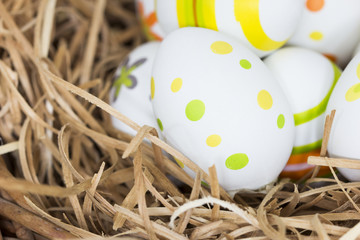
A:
<box><xmin>171</xmin><ymin>78</ymin><xmax>182</xmax><ymax>92</ymax></box>
<box><xmin>309</xmin><ymin>31</ymin><xmax>323</xmax><ymax>41</ymax></box>
<box><xmin>151</xmin><ymin>77</ymin><xmax>155</xmax><ymax>99</ymax></box>
<box><xmin>345</xmin><ymin>83</ymin><xmax>360</xmax><ymax>102</ymax></box>
<box><xmin>174</xmin><ymin>157</ymin><xmax>184</xmax><ymax>168</ymax></box>
<box><xmin>357</xmin><ymin>63</ymin><xmax>360</xmax><ymax>80</ymax></box>
<box><xmin>206</xmin><ymin>134</ymin><xmax>221</xmax><ymax>147</ymax></box>
<box><xmin>210</xmin><ymin>41</ymin><xmax>233</xmax><ymax>55</ymax></box>
<box><xmin>257</xmin><ymin>90</ymin><xmax>273</xmax><ymax>110</ymax></box>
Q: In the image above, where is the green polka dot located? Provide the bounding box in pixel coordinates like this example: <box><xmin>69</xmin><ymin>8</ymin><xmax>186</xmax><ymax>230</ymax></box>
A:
<box><xmin>225</xmin><ymin>153</ymin><xmax>249</xmax><ymax>170</ymax></box>
<box><xmin>157</xmin><ymin>118</ymin><xmax>163</xmax><ymax>131</ymax></box>
<box><xmin>185</xmin><ymin>100</ymin><xmax>205</xmax><ymax>121</ymax></box>
<box><xmin>240</xmin><ymin>59</ymin><xmax>251</xmax><ymax>69</ymax></box>
<box><xmin>277</xmin><ymin>114</ymin><xmax>285</xmax><ymax>129</ymax></box>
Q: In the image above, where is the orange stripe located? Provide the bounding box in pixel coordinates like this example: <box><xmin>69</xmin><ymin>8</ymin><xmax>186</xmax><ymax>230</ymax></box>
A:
<box><xmin>193</xmin><ymin>0</ymin><xmax>198</xmax><ymax>27</ymax></box>
<box><xmin>280</xmin><ymin>148</ymin><xmax>330</xmax><ymax>179</ymax></box>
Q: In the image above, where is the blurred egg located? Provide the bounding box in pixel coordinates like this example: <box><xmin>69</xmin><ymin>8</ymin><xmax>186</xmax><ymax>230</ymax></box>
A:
<box><xmin>151</xmin><ymin>27</ymin><xmax>295</xmax><ymax>192</ymax></box>
<box><xmin>110</xmin><ymin>41</ymin><xmax>161</xmax><ymax>137</ymax></box>
<box><xmin>264</xmin><ymin>47</ymin><xmax>341</xmax><ymax>179</ymax></box>
<box><xmin>155</xmin><ymin>0</ymin><xmax>304</xmax><ymax>57</ymax></box>
<box><xmin>353</xmin><ymin>42</ymin><xmax>360</xmax><ymax>58</ymax></box>
<box><xmin>326</xmin><ymin>52</ymin><xmax>360</xmax><ymax>181</ymax></box>
<box><xmin>288</xmin><ymin>0</ymin><xmax>360</xmax><ymax>67</ymax></box>
<box><xmin>136</xmin><ymin>0</ymin><xmax>165</xmax><ymax>40</ymax></box>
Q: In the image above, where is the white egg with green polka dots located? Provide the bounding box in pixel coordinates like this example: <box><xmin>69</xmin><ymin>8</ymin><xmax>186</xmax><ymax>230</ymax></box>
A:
<box><xmin>151</xmin><ymin>27</ymin><xmax>295</xmax><ymax>191</ymax></box>
<box><xmin>110</xmin><ymin>41</ymin><xmax>161</xmax><ymax>138</ymax></box>
<box><xmin>326</xmin><ymin>52</ymin><xmax>360</xmax><ymax>181</ymax></box>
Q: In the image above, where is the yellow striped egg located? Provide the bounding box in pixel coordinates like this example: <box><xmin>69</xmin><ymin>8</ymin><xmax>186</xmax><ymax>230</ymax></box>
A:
<box><xmin>264</xmin><ymin>47</ymin><xmax>341</xmax><ymax>179</ymax></box>
<box><xmin>326</xmin><ymin>52</ymin><xmax>360</xmax><ymax>181</ymax></box>
<box><xmin>151</xmin><ymin>28</ymin><xmax>295</xmax><ymax>192</ymax></box>
<box><xmin>156</xmin><ymin>0</ymin><xmax>304</xmax><ymax>57</ymax></box>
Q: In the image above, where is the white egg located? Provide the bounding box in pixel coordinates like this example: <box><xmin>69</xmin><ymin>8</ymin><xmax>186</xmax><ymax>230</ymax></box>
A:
<box><xmin>110</xmin><ymin>41</ymin><xmax>161</xmax><ymax>137</ymax></box>
<box><xmin>326</xmin><ymin>52</ymin><xmax>360</xmax><ymax>181</ymax></box>
<box><xmin>288</xmin><ymin>0</ymin><xmax>360</xmax><ymax>67</ymax></box>
<box><xmin>136</xmin><ymin>0</ymin><xmax>165</xmax><ymax>40</ymax></box>
<box><xmin>264</xmin><ymin>47</ymin><xmax>341</xmax><ymax>179</ymax></box>
<box><xmin>151</xmin><ymin>27</ymin><xmax>295</xmax><ymax>191</ymax></box>
<box><xmin>155</xmin><ymin>0</ymin><xmax>304</xmax><ymax>57</ymax></box>
<box><xmin>353</xmin><ymin>42</ymin><xmax>360</xmax><ymax>58</ymax></box>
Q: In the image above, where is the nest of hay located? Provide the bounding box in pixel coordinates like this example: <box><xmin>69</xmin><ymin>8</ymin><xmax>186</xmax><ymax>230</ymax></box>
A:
<box><xmin>1</xmin><ymin>1</ymin><xmax>360</xmax><ymax>239</ymax></box>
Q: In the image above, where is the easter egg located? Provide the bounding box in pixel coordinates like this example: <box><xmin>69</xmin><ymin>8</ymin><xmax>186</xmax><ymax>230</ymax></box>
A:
<box><xmin>264</xmin><ymin>47</ymin><xmax>341</xmax><ymax>179</ymax></box>
<box><xmin>110</xmin><ymin>41</ymin><xmax>161</xmax><ymax>137</ymax></box>
<box><xmin>288</xmin><ymin>0</ymin><xmax>360</xmax><ymax>67</ymax></box>
<box><xmin>136</xmin><ymin>0</ymin><xmax>165</xmax><ymax>40</ymax></box>
<box><xmin>151</xmin><ymin>27</ymin><xmax>295</xmax><ymax>191</ymax></box>
<box><xmin>353</xmin><ymin>42</ymin><xmax>360</xmax><ymax>58</ymax></box>
<box><xmin>326</xmin><ymin>52</ymin><xmax>360</xmax><ymax>181</ymax></box>
<box><xmin>155</xmin><ymin>0</ymin><xmax>304</xmax><ymax>57</ymax></box>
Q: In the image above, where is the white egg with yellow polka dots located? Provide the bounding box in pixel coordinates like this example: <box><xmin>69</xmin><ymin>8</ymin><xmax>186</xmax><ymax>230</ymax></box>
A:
<box><xmin>151</xmin><ymin>27</ymin><xmax>295</xmax><ymax>191</ymax></box>
<box><xmin>326</xmin><ymin>52</ymin><xmax>360</xmax><ymax>181</ymax></box>
<box><xmin>155</xmin><ymin>0</ymin><xmax>304</xmax><ymax>57</ymax></box>
<box><xmin>110</xmin><ymin>41</ymin><xmax>161</xmax><ymax>137</ymax></box>
<box><xmin>288</xmin><ymin>0</ymin><xmax>360</xmax><ymax>67</ymax></box>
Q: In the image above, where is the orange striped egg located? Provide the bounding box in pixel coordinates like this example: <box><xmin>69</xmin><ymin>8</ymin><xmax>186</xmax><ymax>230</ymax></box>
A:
<box><xmin>264</xmin><ymin>47</ymin><xmax>342</xmax><ymax>179</ymax></box>
<box><xmin>156</xmin><ymin>0</ymin><xmax>304</xmax><ymax>57</ymax></box>
<box><xmin>136</xmin><ymin>0</ymin><xmax>165</xmax><ymax>41</ymax></box>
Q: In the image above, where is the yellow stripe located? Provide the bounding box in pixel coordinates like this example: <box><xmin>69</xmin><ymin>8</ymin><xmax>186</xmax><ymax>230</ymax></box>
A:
<box><xmin>177</xmin><ymin>0</ymin><xmax>186</xmax><ymax>28</ymax></box>
<box><xmin>202</xmin><ymin>0</ymin><xmax>218</xmax><ymax>31</ymax></box>
<box><xmin>177</xmin><ymin>0</ymin><xmax>195</xmax><ymax>28</ymax></box>
<box><xmin>234</xmin><ymin>0</ymin><xmax>286</xmax><ymax>51</ymax></box>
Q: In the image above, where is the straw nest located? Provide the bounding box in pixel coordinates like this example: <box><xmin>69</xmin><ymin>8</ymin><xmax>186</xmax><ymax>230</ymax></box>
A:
<box><xmin>1</xmin><ymin>1</ymin><xmax>360</xmax><ymax>239</ymax></box>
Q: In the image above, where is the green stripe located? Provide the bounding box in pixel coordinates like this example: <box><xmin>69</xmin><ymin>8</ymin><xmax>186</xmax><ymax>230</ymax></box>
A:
<box><xmin>185</xmin><ymin>0</ymin><xmax>195</xmax><ymax>27</ymax></box>
<box><xmin>196</xmin><ymin>0</ymin><xmax>205</xmax><ymax>28</ymax></box>
<box><xmin>294</xmin><ymin>61</ymin><xmax>342</xmax><ymax>126</ymax></box>
<box><xmin>291</xmin><ymin>139</ymin><xmax>322</xmax><ymax>155</ymax></box>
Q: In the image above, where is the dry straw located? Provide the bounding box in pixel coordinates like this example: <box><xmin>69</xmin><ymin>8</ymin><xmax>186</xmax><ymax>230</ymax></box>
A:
<box><xmin>0</xmin><ymin>0</ymin><xmax>360</xmax><ymax>239</ymax></box>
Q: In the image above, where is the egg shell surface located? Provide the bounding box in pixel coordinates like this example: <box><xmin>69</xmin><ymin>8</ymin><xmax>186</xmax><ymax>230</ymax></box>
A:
<box><xmin>353</xmin><ymin>42</ymin><xmax>360</xmax><ymax>58</ymax></box>
<box><xmin>326</xmin><ymin>52</ymin><xmax>360</xmax><ymax>181</ymax></box>
<box><xmin>136</xmin><ymin>0</ymin><xmax>165</xmax><ymax>40</ymax></box>
<box><xmin>264</xmin><ymin>47</ymin><xmax>341</xmax><ymax>179</ymax></box>
<box><xmin>288</xmin><ymin>0</ymin><xmax>360</xmax><ymax>67</ymax></box>
<box><xmin>111</xmin><ymin>41</ymin><xmax>161</xmax><ymax>137</ymax></box>
<box><xmin>151</xmin><ymin>27</ymin><xmax>295</xmax><ymax>191</ymax></box>
<box><xmin>155</xmin><ymin>0</ymin><xmax>304</xmax><ymax>57</ymax></box>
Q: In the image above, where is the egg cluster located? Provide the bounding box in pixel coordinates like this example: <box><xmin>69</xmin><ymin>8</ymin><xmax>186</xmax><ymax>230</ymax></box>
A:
<box><xmin>111</xmin><ymin>0</ymin><xmax>360</xmax><ymax>192</ymax></box>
